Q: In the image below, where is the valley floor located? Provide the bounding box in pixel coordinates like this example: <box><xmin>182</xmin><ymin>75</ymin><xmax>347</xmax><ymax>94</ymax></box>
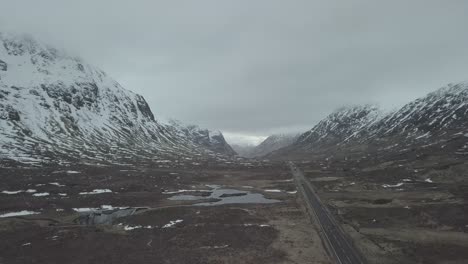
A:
<box><xmin>0</xmin><ymin>161</ymin><xmax>330</xmax><ymax>264</ymax></box>
<box><xmin>297</xmin><ymin>156</ymin><xmax>468</xmax><ymax>264</ymax></box>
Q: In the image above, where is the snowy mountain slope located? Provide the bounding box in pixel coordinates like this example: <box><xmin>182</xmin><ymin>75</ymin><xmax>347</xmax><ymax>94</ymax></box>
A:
<box><xmin>0</xmin><ymin>32</ymin><xmax>234</xmax><ymax>164</ymax></box>
<box><xmin>270</xmin><ymin>82</ymin><xmax>468</xmax><ymax>159</ymax></box>
<box><xmin>368</xmin><ymin>82</ymin><xmax>468</xmax><ymax>139</ymax></box>
<box><xmin>295</xmin><ymin>104</ymin><xmax>383</xmax><ymax>150</ymax></box>
<box><xmin>163</xmin><ymin>119</ymin><xmax>236</xmax><ymax>156</ymax></box>
<box><xmin>230</xmin><ymin>144</ymin><xmax>256</xmax><ymax>157</ymax></box>
<box><xmin>245</xmin><ymin>133</ymin><xmax>300</xmax><ymax>158</ymax></box>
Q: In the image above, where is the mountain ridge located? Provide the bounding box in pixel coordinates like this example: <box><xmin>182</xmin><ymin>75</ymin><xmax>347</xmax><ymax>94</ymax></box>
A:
<box><xmin>269</xmin><ymin>82</ymin><xmax>468</xmax><ymax>160</ymax></box>
<box><xmin>0</xmin><ymin>32</ymin><xmax>235</xmax><ymax>165</ymax></box>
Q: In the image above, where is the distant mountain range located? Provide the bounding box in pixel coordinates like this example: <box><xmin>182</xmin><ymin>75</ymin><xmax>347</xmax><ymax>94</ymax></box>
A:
<box><xmin>0</xmin><ymin>32</ymin><xmax>235</xmax><ymax>165</ymax></box>
<box><xmin>268</xmin><ymin>82</ymin><xmax>468</xmax><ymax>161</ymax></box>
<box><xmin>232</xmin><ymin>133</ymin><xmax>300</xmax><ymax>158</ymax></box>
<box><xmin>2</xmin><ymin>32</ymin><xmax>467</xmax><ymax>166</ymax></box>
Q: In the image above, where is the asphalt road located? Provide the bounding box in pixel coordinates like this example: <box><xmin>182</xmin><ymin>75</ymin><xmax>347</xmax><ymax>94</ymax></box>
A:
<box><xmin>289</xmin><ymin>162</ymin><xmax>365</xmax><ymax>264</ymax></box>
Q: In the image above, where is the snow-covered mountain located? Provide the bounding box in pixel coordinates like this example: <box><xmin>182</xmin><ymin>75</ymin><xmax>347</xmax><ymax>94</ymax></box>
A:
<box><xmin>368</xmin><ymin>82</ymin><xmax>468</xmax><ymax>140</ymax></box>
<box><xmin>230</xmin><ymin>143</ymin><xmax>256</xmax><ymax>157</ymax></box>
<box><xmin>271</xmin><ymin>83</ymin><xmax>468</xmax><ymax>159</ymax></box>
<box><xmin>294</xmin><ymin>104</ymin><xmax>383</xmax><ymax>150</ymax></box>
<box><xmin>0</xmin><ymin>32</ymin><xmax>234</xmax><ymax>164</ymax></box>
<box><xmin>163</xmin><ymin>119</ymin><xmax>236</xmax><ymax>156</ymax></box>
<box><xmin>248</xmin><ymin>134</ymin><xmax>300</xmax><ymax>157</ymax></box>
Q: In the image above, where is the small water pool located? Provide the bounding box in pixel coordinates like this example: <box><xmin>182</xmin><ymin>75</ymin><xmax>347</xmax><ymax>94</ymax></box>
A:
<box><xmin>168</xmin><ymin>185</ymin><xmax>280</xmax><ymax>206</ymax></box>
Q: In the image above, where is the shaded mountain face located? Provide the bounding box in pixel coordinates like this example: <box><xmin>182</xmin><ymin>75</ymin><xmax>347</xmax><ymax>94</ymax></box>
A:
<box><xmin>247</xmin><ymin>134</ymin><xmax>300</xmax><ymax>158</ymax></box>
<box><xmin>0</xmin><ymin>33</ymin><xmax>234</xmax><ymax>165</ymax></box>
<box><xmin>230</xmin><ymin>144</ymin><xmax>256</xmax><ymax>157</ymax></box>
<box><xmin>163</xmin><ymin>120</ymin><xmax>236</xmax><ymax>156</ymax></box>
<box><xmin>271</xmin><ymin>83</ymin><xmax>468</xmax><ymax>160</ymax></box>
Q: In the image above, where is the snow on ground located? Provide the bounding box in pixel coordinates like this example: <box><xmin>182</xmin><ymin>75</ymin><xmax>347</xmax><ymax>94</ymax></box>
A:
<box><xmin>73</xmin><ymin>205</ymin><xmax>130</xmax><ymax>212</ymax></box>
<box><xmin>162</xmin><ymin>189</ymin><xmax>210</xmax><ymax>194</ymax></box>
<box><xmin>101</xmin><ymin>205</ymin><xmax>129</xmax><ymax>210</ymax></box>
<box><xmin>49</xmin><ymin>182</ymin><xmax>65</xmax><ymax>187</ymax></box>
<box><xmin>264</xmin><ymin>189</ymin><xmax>282</xmax><ymax>193</ymax></box>
<box><xmin>382</xmin><ymin>183</ymin><xmax>404</xmax><ymax>188</ymax></box>
<box><xmin>32</xmin><ymin>192</ymin><xmax>50</xmax><ymax>197</ymax></box>
<box><xmin>58</xmin><ymin>193</ymin><xmax>67</xmax><ymax>196</ymax></box>
<box><xmin>0</xmin><ymin>210</ymin><xmax>40</xmax><ymax>218</ymax></box>
<box><xmin>162</xmin><ymin>219</ymin><xmax>183</xmax><ymax>228</ymax></box>
<box><xmin>286</xmin><ymin>190</ymin><xmax>297</xmax><ymax>194</ymax></box>
<box><xmin>79</xmin><ymin>189</ymin><xmax>112</xmax><ymax>195</ymax></box>
<box><xmin>1</xmin><ymin>190</ymin><xmax>24</xmax><ymax>194</ymax></box>
<box><xmin>425</xmin><ymin>178</ymin><xmax>433</xmax><ymax>183</ymax></box>
<box><xmin>66</xmin><ymin>171</ymin><xmax>80</xmax><ymax>174</ymax></box>
<box><xmin>2</xmin><ymin>189</ymin><xmax>37</xmax><ymax>194</ymax></box>
<box><xmin>123</xmin><ymin>225</ymin><xmax>154</xmax><ymax>231</ymax></box>
<box><xmin>73</xmin><ymin>208</ymin><xmax>99</xmax><ymax>212</ymax></box>
<box><xmin>243</xmin><ymin>224</ymin><xmax>271</xmax><ymax>227</ymax></box>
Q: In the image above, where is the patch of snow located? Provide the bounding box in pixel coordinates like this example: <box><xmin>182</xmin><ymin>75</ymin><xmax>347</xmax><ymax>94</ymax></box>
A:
<box><xmin>162</xmin><ymin>219</ymin><xmax>183</xmax><ymax>228</ymax></box>
<box><xmin>124</xmin><ymin>225</ymin><xmax>154</xmax><ymax>231</ymax></box>
<box><xmin>58</xmin><ymin>193</ymin><xmax>67</xmax><ymax>196</ymax></box>
<box><xmin>79</xmin><ymin>189</ymin><xmax>112</xmax><ymax>195</ymax></box>
<box><xmin>124</xmin><ymin>225</ymin><xmax>142</xmax><ymax>231</ymax></box>
<box><xmin>1</xmin><ymin>190</ymin><xmax>24</xmax><ymax>194</ymax></box>
<box><xmin>32</xmin><ymin>192</ymin><xmax>49</xmax><ymax>197</ymax></box>
<box><xmin>0</xmin><ymin>210</ymin><xmax>40</xmax><ymax>218</ymax></box>
<box><xmin>100</xmin><ymin>205</ymin><xmax>129</xmax><ymax>210</ymax></box>
<box><xmin>49</xmin><ymin>182</ymin><xmax>65</xmax><ymax>187</ymax></box>
<box><xmin>286</xmin><ymin>190</ymin><xmax>297</xmax><ymax>194</ymax></box>
<box><xmin>26</xmin><ymin>189</ymin><xmax>37</xmax><ymax>193</ymax></box>
<box><xmin>73</xmin><ymin>207</ymin><xmax>99</xmax><ymax>212</ymax></box>
<box><xmin>244</xmin><ymin>224</ymin><xmax>271</xmax><ymax>227</ymax></box>
<box><xmin>264</xmin><ymin>189</ymin><xmax>282</xmax><ymax>193</ymax></box>
<box><xmin>66</xmin><ymin>171</ymin><xmax>80</xmax><ymax>174</ymax></box>
<box><xmin>425</xmin><ymin>178</ymin><xmax>433</xmax><ymax>183</ymax></box>
<box><xmin>22</xmin><ymin>243</ymin><xmax>31</xmax><ymax>246</ymax></box>
<box><xmin>382</xmin><ymin>183</ymin><xmax>404</xmax><ymax>188</ymax></box>
<box><xmin>162</xmin><ymin>189</ymin><xmax>210</xmax><ymax>194</ymax></box>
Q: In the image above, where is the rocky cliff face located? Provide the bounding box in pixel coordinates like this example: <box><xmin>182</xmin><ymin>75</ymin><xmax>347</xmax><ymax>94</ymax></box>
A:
<box><xmin>163</xmin><ymin>120</ymin><xmax>237</xmax><ymax>156</ymax></box>
<box><xmin>0</xmin><ymin>33</ymin><xmax>234</xmax><ymax>165</ymax></box>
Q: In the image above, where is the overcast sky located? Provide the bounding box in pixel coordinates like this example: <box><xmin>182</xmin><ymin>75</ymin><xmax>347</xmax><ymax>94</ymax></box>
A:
<box><xmin>2</xmin><ymin>0</ymin><xmax>468</xmax><ymax>145</ymax></box>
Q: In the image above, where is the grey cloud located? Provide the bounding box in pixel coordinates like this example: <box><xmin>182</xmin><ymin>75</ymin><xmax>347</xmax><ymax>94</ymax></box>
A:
<box><xmin>2</xmin><ymin>0</ymin><xmax>468</xmax><ymax>140</ymax></box>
